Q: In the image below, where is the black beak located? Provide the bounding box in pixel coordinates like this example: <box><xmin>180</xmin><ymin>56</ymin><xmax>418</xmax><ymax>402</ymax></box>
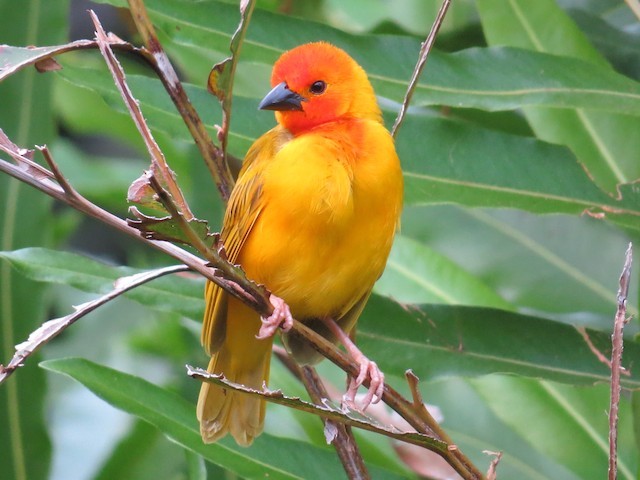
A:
<box><xmin>258</xmin><ymin>82</ymin><xmax>306</xmax><ymax>111</ymax></box>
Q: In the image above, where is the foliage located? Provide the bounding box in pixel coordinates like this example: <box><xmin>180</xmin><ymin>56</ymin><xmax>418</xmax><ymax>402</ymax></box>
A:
<box><xmin>0</xmin><ymin>0</ymin><xmax>639</xmax><ymax>479</ymax></box>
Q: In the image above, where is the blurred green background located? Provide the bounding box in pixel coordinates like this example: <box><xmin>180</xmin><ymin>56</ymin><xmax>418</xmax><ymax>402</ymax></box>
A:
<box><xmin>1</xmin><ymin>0</ymin><xmax>639</xmax><ymax>479</ymax></box>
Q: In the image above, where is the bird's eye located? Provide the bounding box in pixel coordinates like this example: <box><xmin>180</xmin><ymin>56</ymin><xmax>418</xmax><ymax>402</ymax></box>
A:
<box><xmin>309</xmin><ymin>80</ymin><xmax>327</xmax><ymax>95</ymax></box>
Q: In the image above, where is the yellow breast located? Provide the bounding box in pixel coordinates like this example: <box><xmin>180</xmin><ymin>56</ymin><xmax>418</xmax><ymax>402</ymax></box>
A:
<box><xmin>238</xmin><ymin>119</ymin><xmax>403</xmax><ymax>320</ymax></box>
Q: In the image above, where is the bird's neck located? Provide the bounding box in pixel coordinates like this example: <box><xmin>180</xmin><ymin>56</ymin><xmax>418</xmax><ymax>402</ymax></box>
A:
<box><xmin>279</xmin><ymin>111</ymin><xmax>382</xmax><ymax>137</ymax></box>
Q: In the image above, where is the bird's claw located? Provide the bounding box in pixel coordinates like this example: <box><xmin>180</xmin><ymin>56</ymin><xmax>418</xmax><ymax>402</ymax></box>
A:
<box><xmin>342</xmin><ymin>357</ymin><xmax>384</xmax><ymax>412</ymax></box>
<box><xmin>256</xmin><ymin>294</ymin><xmax>293</xmax><ymax>339</ymax></box>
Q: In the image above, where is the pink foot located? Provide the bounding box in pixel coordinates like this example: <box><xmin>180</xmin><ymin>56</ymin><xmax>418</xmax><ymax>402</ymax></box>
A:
<box><xmin>343</xmin><ymin>355</ymin><xmax>384</xmax><ymax>412</ymax></box>
<box><xmin>256</xmin><ymin>294</ymin><xmax>293</xmax><ymax>340</ymax></box>
<box><xmin>322</xmin><ymin>317</ymin><xmax>385</xmax><ymax>412</ymax></box>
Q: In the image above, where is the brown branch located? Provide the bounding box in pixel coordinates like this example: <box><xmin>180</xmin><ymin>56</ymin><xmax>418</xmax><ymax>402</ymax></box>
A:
<box><xmin>127</xmin><ymin>0</ymin><xmax>235</xmax><ymax>201</ymax></box>
<box><xmin>90</xmin><ymin>10</ymin><xmax>194</xmax><ymax>220</ymax></box>
<box><xmin>187</xmin><ymin>364</ymin><xmax>447</xmax><ymax>453</ymax></box>
<box><xmin>273</xmin><ymin>346</ymin><xmax>371</xmax><ymax>480</ymax></box>
<box><xmin>391</xmin><ymin>0</ymin><xmax>452</xmax><ymax>138</ymax></box>
<box><xmin>0</xmin><ymin>265</ymin><xmax>188</xmax><ymax>384</ymax></box>
<box><xmin>90</xmin><ymin>11</ymin><xmax>269</xmax><ymax>314</ymax></box>
<box><xmin>0</xmin><ymin>136</ymin><xmax>267</xmax><ymax>314</ymax></box>
<box><xmin>576</xmin><ymin>326</ymin><xmax>612</xmax><ymax>368</ymax></box>
<box><xmin>609</xmin><ymin>243</ymin><xmax>633</xmax><ymax>480</ymax></box>
<box><xmin>285</xmin><ymin>323</ymin><xmax>484</xmax><ymax>479</ymax></box>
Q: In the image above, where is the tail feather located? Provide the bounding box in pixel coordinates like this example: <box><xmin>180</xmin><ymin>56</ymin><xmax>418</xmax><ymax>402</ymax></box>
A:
<box><xmin>197</xmin><ymin>298</ymin><xmax>272</xmax><ymax>446</ymax></box>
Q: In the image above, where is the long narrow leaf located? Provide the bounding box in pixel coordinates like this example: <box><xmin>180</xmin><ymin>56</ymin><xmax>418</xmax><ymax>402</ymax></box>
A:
<box><xmin>41</xmin><ymin>358</ymin><xmax>407</xmax><ymax>480</ymax></box>
<box><xmin>359</xmin><ymin>295</ymin><xmax>640</xmax><ymax>388</ymax></box>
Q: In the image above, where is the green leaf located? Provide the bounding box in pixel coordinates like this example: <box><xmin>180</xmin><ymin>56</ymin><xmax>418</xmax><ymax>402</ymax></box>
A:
<box><xmin>472</xmin><ymin>377</ymin><xmax>636</xmax><ymax>480</ymax></box>
<box><xmin>398</xmin><ymin>113</ymin><xmax>640</xmax><ymax>231</ymax></box>
<box><xmin>359</xmin><ymin>295</ymin><xmax>640</xmax><ymax>388</ymax></box>
<box><xmin>0</xmin><ymin>40</ymin><xmax>93</xmax><ymax>81</ymax></box>
<box><xmin>0</xmin><ymin>2</ymin><xmax>70</xmax><ymax>480</ymax></box>
<box><xmin>41</xmin><ymin>358</ymin><xmax>408</xmax><ymax>480</ymax></box>
<box><xmin>477</xmin><ymin>0</ymin><xmax>640</xmax><ymax>193</ymax></box>
<box><xmin>376</xmin><ymin>234</ymin><xmax>511</xmax><ymax>309</ymax></box>
<box><xmin>94</xmin><ymin>420</ymin><xmax>184</xmax><ymax>480</ymax></box>
<box><xmin>428</xmin><ymin>377</ymin><xmax>582</xmax><ymax>480</ymax></box>
<box><xmin>0</xmin><ymin>248</ymin><xmax>205</xmax><ymax>321</ymax></box>
<box><xmin>108</xmin><ymin>0</ymin><xmax>640</xmax><ymax>115</ymax></box>
<box><xmin>402</xmin><ymin>205</ymin><xmax>639</xmax><ymax>321</ymax></box>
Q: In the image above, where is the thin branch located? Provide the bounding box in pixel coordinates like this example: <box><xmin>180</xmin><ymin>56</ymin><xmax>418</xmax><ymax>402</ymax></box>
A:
<box><xmin>208</xmin><ymin>0</ymin><xmax>256</xmax><ymax>164</ymax></box>
<box><xmin>273</xmin><ymin>346</ymin><xmax>371</xmax><ymax>480</ymax></box>
<box><xmin>0</xmin><ymin>137</ymin><xmax>267</xmax><ymax>314</ymax></box>
<box><xmin>576</xmin><ymin>326</ymin><xmax>612</xmax><ymax>368</ymax></box>
<box><xmin>187</xmin><ymin>365</ymin><xmax>447</xmax><ymax>453</ymax></box>
<box><xmin>391</xmin><ymin>0</ymin><xmax>452</xmax><ymax>138</ymax></box>
<box><xmin>38</xmin><ymin>145</ymin><xmax>80</xmax><ymax>197</ymax></box>
<box><xmin>90</xmin><ymin>10</ymin><xmax>194</xmax><ymax>220</ymax></box>
<box><xmin>484</xmin><ymin>451</ymin><xmax>503</xmax><ymax>480</ymax></box>
<box><xmin>576</xmin><ymin>326</ymin><xmax>630</xmax><ymax>376</ymax></box>
<box><xmin>284</xmin><ymin>322</ymin><xmax>484</xmax><ymax>479</ymax></box>
<box><xmin>0</xmin><ymin>265</ymin><xmax>188</xmax><ymax>384</ymax></box>
<box><xmin>609</xmin><ymin>243</ymin><xmax>633</xmax><ymax>480</ymax></box>
<box><xmin>90</xmin><ymin>12</ymin><xmax>268</xmax><ymax>312</ymax></box>
<box><xmin>126</xmin><ymin>0</ymin><xmax>235</xmax><ymax>201</ymax></box>
<box><xmin>405</xmin><ymin>370</ymin><xmax>436</xmax><ymax>436</ymax></box>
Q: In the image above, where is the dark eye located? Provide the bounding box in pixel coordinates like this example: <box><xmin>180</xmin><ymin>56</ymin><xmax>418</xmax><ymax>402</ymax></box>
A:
<box><xmin>309</xmin><ymin>80</ymin><xmax>326</xmax><ymax>95</ymax></box>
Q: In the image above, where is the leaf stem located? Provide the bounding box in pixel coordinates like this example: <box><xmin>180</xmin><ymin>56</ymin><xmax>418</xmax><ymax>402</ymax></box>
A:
<box><xmin>208</xmin><ymin>0</ymin><xmax>256</xmax><ymax>165</ymax></box>
<box><xmin>391</xmin><ymin>0</ymin><xmax>452</xmax><ymax>139</ymax></box>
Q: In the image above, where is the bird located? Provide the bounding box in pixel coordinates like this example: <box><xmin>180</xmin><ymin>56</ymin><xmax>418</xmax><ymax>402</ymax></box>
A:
<box><xmin>197</xmin><ymin>42</ymin><xmax>403</xmax><ymax>446</ymax></box>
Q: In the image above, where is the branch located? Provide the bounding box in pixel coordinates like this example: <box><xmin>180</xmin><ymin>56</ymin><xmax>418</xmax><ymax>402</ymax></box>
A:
<box><xmin>89</xmin><ymin>12</ymin><xmax>269</xmax><ymax>313</ymax></box>
<box><xmin>271</xmin><ymin>323</ymin><xmax>484</xmax><ymax>479</ymax></box>
<box><xmin>126</xmin><ymin>0</ymin><xmax>235</xmax><ymax>200</ymax></box>
<box><xmin>186</xmin><ymin>365</ymin><xmax>447</xmax><ymax>453</ymax></box>
<box><xmin>90</xmin><ymin>10</ymin><xmax>194</xmax><ymax>220</ymax></box>
<box><xmin>207</xmin><ymin>0</ymin><xmax>256</xmax><ymax>164</ymax></box>
<box><xmin>391</xmin><ymin>0</ymin><xmax>452</xmax><ymax>138</ymax></box>
<box><xmin>0</xmin><ymin>132</ymin><xmax>267</xmax><ymax>315</ymax></box>
<box><xmin>0</xmin><ymin>265</ymin><xmax>188</xmax><ymax>384</ymax></box>
<box><xmin>609</xmin><ymin>243</ymin><xmax>633</xmax><ymax>480</ymax></box>
<box><xmin>273</xmin><ymin>346</ymin><xmax>371</xmax><ymax>480</ymax></box>
<box><xmin>484</xmin><ymin>451</ymin><xmax>503</xmax><ymax>480</ymax></box>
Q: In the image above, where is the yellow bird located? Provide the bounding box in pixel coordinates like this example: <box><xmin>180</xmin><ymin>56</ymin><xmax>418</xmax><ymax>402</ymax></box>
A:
<box><xmin>197</xmin><ymin>42</ymin><xmax>403</xmax><ymax>445</ymax></box>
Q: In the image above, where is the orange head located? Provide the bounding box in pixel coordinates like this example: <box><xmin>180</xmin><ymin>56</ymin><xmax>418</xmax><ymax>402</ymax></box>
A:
<box><xmin>259</xmin><ymin>42</ymin><xmax>382</xmax><ymax>135</ymax></box>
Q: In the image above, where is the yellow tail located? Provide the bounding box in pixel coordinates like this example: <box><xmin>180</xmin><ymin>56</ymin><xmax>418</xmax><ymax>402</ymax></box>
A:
<box><xmin>197</xmin><ymin>297</ymin><xmax>272</xmax><ymax>446</ymax></box>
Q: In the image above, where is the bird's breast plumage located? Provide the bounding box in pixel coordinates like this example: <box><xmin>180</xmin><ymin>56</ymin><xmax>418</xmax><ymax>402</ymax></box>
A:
<box><xmin>236</xmin><ymin>119</ymin><xmax>403</xmax><ymax>321</ymax></box>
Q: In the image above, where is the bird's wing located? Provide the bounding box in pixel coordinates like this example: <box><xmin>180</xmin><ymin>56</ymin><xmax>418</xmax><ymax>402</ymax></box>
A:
<box><xmin>201</xmin><ymin>127</ymin><xmax>288</xmax><ymax>355</ymax></box>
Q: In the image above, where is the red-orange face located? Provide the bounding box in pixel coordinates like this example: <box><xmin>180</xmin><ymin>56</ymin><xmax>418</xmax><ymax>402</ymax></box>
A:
<box><xmin>259</xmin><ymin>42</ymin><xmax>378</xmax><ymax>134</ymax></box>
